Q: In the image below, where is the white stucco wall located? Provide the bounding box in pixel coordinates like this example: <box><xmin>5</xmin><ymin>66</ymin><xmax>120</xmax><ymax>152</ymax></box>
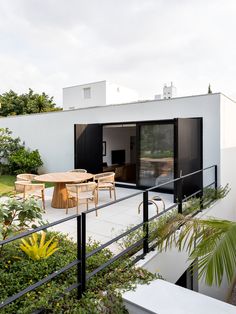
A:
<box><xmin>0</xmin><ymin>93</ymin><xmax>221</xmax><ymax>176</ymax></box>
<box><xmin>63</xmin><ymin>80</ymin><xmax>106</xmax><ymax>110</ymax></box>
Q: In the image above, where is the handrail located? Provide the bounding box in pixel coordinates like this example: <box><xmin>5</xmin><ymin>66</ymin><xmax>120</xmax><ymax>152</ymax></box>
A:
<box><xmin>0</xmin><ymin>164</ymin><xmax>217</xmax><ymax>310</ymax></box>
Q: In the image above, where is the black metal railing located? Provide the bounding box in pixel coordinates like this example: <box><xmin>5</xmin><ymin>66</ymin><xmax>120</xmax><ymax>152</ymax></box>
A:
<box><xmin>0</xmin><ymin>165</ymin><xmax>217</xmax><ymax>310</ymax></box>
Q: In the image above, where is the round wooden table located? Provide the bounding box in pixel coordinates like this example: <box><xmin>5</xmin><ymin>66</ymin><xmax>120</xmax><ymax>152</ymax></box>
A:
<box><xmin>34</xmin><ymin>172</ymin><xmax>94</xmax><ymax>209</ymax></box>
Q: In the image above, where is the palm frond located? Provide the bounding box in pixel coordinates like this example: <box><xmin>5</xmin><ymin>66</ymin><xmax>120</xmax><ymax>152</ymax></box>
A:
<box><xmin>158</xmin><ymin>215</ymin><xmax>236</xmax><ymax>286</ymax></box>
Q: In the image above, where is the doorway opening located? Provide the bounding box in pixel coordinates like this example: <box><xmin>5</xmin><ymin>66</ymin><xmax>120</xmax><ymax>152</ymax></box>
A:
<box><xmin>102</xmin><ymin>124</ymin><xmax>136</xmax><ymax>185</ymax></box>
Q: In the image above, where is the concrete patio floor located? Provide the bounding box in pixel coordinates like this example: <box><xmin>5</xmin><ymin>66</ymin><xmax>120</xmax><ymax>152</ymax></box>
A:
<box><xmin>42</xmin><ymin>186</ymin><xmax>174</xmax><ymax>253</ymax></box>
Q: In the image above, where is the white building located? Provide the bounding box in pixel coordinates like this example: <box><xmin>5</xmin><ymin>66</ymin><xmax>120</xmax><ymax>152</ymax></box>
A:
<box><xmin>155</xmin><ymin>82</ymin><xmax>177</xmax><ymax>100</ymax></box>
<box><xmin>1</xmin><ymin>92</ymin><xmax>236</xmax><ymax>304</ymax></box>
<box><xmin>63</xmin><ymin>80</ymin><xmax>139</xmax><ymax>110</ymax></box>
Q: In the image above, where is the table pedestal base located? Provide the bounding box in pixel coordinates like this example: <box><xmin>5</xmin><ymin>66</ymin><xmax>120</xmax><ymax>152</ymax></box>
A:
<box><xmin>51</xmin><ymin>183</ymin><xmax>76</xmax><ymax>209</ymax></box>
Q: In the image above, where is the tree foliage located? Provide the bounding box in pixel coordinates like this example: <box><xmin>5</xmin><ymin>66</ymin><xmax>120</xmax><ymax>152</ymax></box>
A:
<box><xmin>0</xmin><ymin>89</ymin><xmax>61</xmax><ymax>117</ymax></box>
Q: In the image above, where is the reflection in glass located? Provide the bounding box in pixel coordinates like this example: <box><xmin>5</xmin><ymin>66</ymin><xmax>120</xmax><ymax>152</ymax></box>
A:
<box><xmin>139</xmin><ymin>124</ymin><xmax>174</xmax><ymax>190</ymax></box>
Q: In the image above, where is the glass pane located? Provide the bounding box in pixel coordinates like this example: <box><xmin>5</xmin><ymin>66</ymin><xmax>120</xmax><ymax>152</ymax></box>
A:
<box><xmin>139</xmin><ymin>124</ymin><xmax>174</xmax><ymax>189</ymax></box>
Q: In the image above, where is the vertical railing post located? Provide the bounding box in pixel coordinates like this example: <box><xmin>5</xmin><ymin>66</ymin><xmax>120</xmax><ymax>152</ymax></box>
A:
<box><xmin>81</xmin><ymin>212</ymin><xmax>86</xmax><ymax>293</ymax></box>
<box><xmin>214</xmin><ymin>165</ymin><xmax>218</xmax><ymax>190</ymax></box>
<box><xmin>178</xmin><ymin>176</ymin><xmax>183</xmax><ymax>214</ymax></box>
<box><xmin>76</xmin><ymin>215</ymin><xmax>82</xmax><ymax>299</ymax></box>
<box><xmin>143</xmin><ymin>191</ymin><xmax>149</xmax><ymax>255</ymax></box>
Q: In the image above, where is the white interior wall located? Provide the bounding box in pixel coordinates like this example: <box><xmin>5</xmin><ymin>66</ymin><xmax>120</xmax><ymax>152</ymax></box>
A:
<box><xmin>0</xmin><ymin>93</ymin><xmax>221</xmax><ymax>177</ymax></box>
<box><xmin>102</xmin><ymin>126</ymin><xmax>136</xmax><ymax>165</ymax></box>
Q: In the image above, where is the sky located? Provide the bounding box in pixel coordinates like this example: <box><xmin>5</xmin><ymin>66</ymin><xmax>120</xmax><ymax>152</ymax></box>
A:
<box><xmin>0</xmin><ymin>0</ymin><xmax>236</xmax><ymax>106</ymax></box>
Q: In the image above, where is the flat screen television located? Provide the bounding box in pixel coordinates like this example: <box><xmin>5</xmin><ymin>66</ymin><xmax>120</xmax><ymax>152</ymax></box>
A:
<box><xmin>111</xmin><ymin>150</ymin><xmax>125</xmax><ymax>165</ymax></box>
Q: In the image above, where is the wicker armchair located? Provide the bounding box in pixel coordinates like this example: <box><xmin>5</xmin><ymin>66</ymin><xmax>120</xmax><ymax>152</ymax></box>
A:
<box><xmin>93</xmin><ymin>172</ymin><xmax>116</xmax><ymax>201</ymax></box>
<box><xmin>66</xmin><ymin>182</ymin><xmax>98</xmax><ymax>215</ymax></box>
<box><xmin>16</xmin><ymin>173</ymin><xmax>36</xmax><ymax>182</ymax></box>
<box><xmin>14</xmin><ymin>181</ymin><xmax>45</xmax><ymax>210</ymax></box>
<box><xmin>68</xmin><ymin>169</ymin><xmax>87</xmax><ymax>173</ymax></box>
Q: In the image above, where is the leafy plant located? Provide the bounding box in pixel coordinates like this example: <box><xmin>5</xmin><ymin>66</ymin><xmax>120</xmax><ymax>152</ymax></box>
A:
<box><xmin>20</xmin><ymin>231</ymin><xmax>59</xmax><ymax>261</ymax></box>
<box><xmin>0</xmin><ymin>198</ymin><xmax>45</xmax><ymax>249</ymax></box>
<box><xmin>0</xmin><ymin>232</ymin><xmax>156</xmax><ymax>313</ymax></box>
<box><xmin>8</xmin><ymin>148</ymin><xmax>43</xmax><ymax>174</ymax></box>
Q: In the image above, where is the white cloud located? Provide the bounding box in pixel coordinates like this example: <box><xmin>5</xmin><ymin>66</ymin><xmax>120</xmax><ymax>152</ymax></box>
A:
<box><xmin>0</xmin><ymin>0</ymin><xmax>235</xmax><ymax>104</ymax></box>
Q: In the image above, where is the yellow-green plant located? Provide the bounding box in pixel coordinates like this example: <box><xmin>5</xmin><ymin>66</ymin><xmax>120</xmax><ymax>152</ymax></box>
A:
<box><xmin>20</xmin><ymin>231</ymin><xmax>59</xmax><ymax>261</ymax></box>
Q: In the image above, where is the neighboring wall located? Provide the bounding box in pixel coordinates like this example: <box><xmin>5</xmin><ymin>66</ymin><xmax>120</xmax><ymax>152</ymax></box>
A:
<box><xmin>220</xmin><ymin>94</ymin><xmax>236</xmax><ymax>222</ymax></box>
<box><xmin>103</xmin><ymin>126</ymin><xmax>136</xmax><ymax>165</ymax></box>
<box><xmin>0</xmin><ymin>93</ymin><xmax>221</xmax><ymax>177</ymax></box>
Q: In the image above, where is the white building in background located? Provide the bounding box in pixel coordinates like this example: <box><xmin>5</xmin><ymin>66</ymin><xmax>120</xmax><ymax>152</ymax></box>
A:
<box><xmin>63</xmin><ymin>80</ymin><xmax>139</xmax><ymax>110</ymax></box>
<box><xmin>155</xmin><ymin>82</ymin><xmax>177</xmax><ymax>100</ymax></box>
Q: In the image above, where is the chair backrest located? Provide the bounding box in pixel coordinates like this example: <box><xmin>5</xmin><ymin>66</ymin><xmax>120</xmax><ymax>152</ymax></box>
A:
<box><xmin>66</xmin><ymin>182</ymin><xmax>97</xmax><ymax>195</ymax></box>
<box><xmin>68</xmin><ymin>169</ymin><xmax>87</xmax><ymax>173</ymax></box>
<box><xmin>16</xmin><ymin>174</ymin><xmax>36</xmax><ymax>182</ymax></box>
<box><xmin>15</xmin><ymin>181</ymin><xmax>44</xmax><ymax>193</ymax></box>
<box><xmin>94</xmin><ymin>172</ymin><xmax>115</xmax><ymax>181</ymax></box>
<box><xmin>95</xmin><ymin>172</ymin><xmax>115</xmax><ymax>184</ymax></box>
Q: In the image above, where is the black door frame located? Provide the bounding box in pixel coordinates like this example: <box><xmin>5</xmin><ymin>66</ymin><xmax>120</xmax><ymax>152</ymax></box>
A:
<box><xmin>75</xmin><ymin>118</ymin><xmax>203</xmax><ymax>194</ymax></box>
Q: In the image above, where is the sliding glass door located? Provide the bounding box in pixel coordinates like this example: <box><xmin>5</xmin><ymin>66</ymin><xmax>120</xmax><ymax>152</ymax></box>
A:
<box><xmin>137</xmin><ymin>122</ymin><xmax>174</xmax><ymax>190</ymax></box>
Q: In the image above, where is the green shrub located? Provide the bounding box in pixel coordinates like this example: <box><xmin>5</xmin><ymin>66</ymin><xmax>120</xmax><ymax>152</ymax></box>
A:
<box><xmin>0</xmin><ymin>198</ymin><xmax>45</xmax><ymax>245</ymax></box>
<box><xmin>0</xmin><ymin>128</ymin><xmax>22</xmax><ymax>175</ymax></box>
<box><xmin>8</xmin><ymin>148</ymin><xmax>43</xmax><ymax>174</ymax></box>
<box><xmin>0</xmin><ymin>232</ymin><xmax>156</xmax><ymax>313</ymax></box>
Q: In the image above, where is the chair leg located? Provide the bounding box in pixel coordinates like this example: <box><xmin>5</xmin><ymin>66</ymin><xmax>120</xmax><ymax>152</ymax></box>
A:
<box><xmin>86</xmin><ymin>200</ymin><xmax>88</xmax><ymax>211</ymax></box>
<box><xmin>66</xmin><ymin>198</ymin><xmax>69</xmax><ymax>214</ymax></box>
<box><xmin>42</xmin><ymin>190</ymin><xmax>46</xmax><ymax>211</ymax></box>
<box><xmin>77</xmin><ymin>199</ymin><xmax>79</xmax><ymax>215</ymax></box>
<box><xmin>109</xmin><ymin>188</ymin><xmax>112</xmax><ymax>198</ymax></box>
<box><xmin>114</xmin><ymin>188</ymin><xmax>116</xmax><ymax>200</ymax></box>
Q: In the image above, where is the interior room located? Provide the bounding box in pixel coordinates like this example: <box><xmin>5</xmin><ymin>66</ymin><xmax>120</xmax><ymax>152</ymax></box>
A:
<box><xmin>102</xmin><ymin>124</ymin><xmax>136</xmax><ymax>184</ymax></box>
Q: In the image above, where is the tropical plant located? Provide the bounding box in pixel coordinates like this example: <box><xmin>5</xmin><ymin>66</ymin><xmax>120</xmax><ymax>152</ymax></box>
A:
<box><xmin>0</xmin><ymin>232</ymin><xmax>156</xmax><ymax>313</ymax></box>
<box><xmin>157</xmin><ymin>214</ymin><xmax>236</xmax><ymax>286</ymax></box>
<box><xmin>20</xmin><ymin>231</ymin><xmax>59</xmax><ymax>260</ymax></box>
<box><xmin>0</xmin><ymin>198</ymin><xmax>45</xmax><ymax>245</ymax></box>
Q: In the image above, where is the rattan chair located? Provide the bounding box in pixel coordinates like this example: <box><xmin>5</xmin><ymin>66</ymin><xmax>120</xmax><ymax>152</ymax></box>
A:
<box><xmin>68</xmin><ymin>169</ymin><xmax>87</xmax><ymax>173</ymax></box>
<box><xmin>14</xmin><ymin>181</ymin><xmax>45</xmax><ymax>210</ymax></box>
<box><xmin>66</xmin><ymin>182</ymin><xmax>98</xmax><ymax>215</ymax></box>
<box><xmin>93</xmin><ymin>172</ymin><xmax>116</xmax><ymax>201</ymax></box>
<box><xmin>16</xmin><ymin>173</ymin><xmax>36</xmax><ymax>182</ymax></box>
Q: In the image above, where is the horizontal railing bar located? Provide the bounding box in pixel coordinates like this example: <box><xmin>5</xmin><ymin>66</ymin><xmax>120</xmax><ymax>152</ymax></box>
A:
<box><xmin>86</xmin><ymin>221</ymin><xmax>145</xmax><ymax>258</ymax></box>
<box><xmin>86</xmin><ymin>239</ymin><xmax>144</xmax><ymax>280</ymax></box>
<box><xmin>0</xmin><ymin>259</ymin><xmax>81</xmax><ymax>309</ymax></box>
<box><xmin>65</xmin><ymin>282</ymin><xmax>80</xmax><ymax>293</ymax></box>
<box><xmin>147</xmin><ymin>165</ymin><xmax>215</xmax><ymax>192</ymax></box>
<box><xmin>182</xmin><ymin>189</ymin><xmax>202</xmax><ymax>201</ymax></box>
<box><xmin>1</xmin><ymin>165</ymin><xmax>216</xmax><ymax>246</ymax></box>
<box><xmin>148</xmin><ymin>203</ymin><xmax>178</xmax><ymax>223</ymax></box>
<box><xmin>87</xmin><ymin>202</ymin><xmax>179</xmax><ymax>258</ymax></box>
<box><xmin>85</xmin><ymin>190</ymin><xmax>143</xmax><ymax>214</ymax></box>
<box><xmin>85</xmin><ymin>165</ymin><xmax>216</xmax><ymax>215</ymax></box>
<box><xmin>0</xmin><ymin>213</ymin><xmax>80</xmax><ymax>246</ymax></box>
